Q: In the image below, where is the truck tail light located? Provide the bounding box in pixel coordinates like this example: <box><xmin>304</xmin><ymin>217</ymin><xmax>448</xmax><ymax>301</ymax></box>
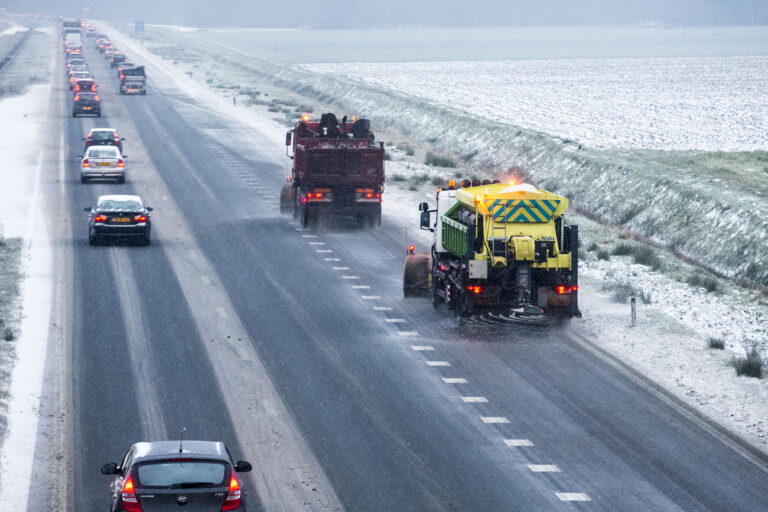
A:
<box><xmin>94</xmin><ymin>215</ymin><xmax>107</xmax><ymax>222</ymax></box>
<box><xmin>408</xmin><ymin>244</ymin><xmax>415</xmax><ymax>254</ymax></box>
<box><xmin>221</xmin><ymin>475</ymin><xmax>241</xmax><ymax>511</ymax></box>
<box><xmin>94</xmin><ymin>96</ymin><xmax>100</xmax><ymax>102</ymax></box>
<box><xmin>467</xmin><ymin>285</ymin><xmax>483</xmax><ymax>294</ymax></box>
<box><xmin>555</xmin><ymin>285</ymin><xmax>578</xmax><ymax>295</ymax></box>
<box><xmin>121</xmin><ymin>472</ymin><xmax>142</xmax><ymax>512</ymax></box>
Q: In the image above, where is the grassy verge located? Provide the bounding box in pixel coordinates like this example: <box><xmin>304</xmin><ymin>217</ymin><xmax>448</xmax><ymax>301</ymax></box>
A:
<box><xmin>0</xmin><ymin>236</ymin><xmax>23</xmax><ymax>440</ymax></box>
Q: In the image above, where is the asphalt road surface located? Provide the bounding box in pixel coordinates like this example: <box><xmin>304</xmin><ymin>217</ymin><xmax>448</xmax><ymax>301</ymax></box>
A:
<box><xmin>36</xmin><ymin>31</ymin><xmax>768</xmax><ymax>511</ymax></box>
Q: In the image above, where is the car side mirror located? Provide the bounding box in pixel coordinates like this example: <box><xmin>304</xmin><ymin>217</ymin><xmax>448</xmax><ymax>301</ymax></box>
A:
<box><xmin>101</xmin><ymin>463</ymin><xmax>118</xmax><ymax>475</ymax></box>
<box><xmin>122</xmin><ymin>155</ymin><xmax>128</xmax><ymax>159</ymax></box>
<box><xmin>78</xmin><ymin>155</ymin><xmax>83</xmax><ymax>159</ymax></box>
<box><xmin>234</xmin><ymin>460</ymin><xmax>252</xmax><ymax>473</ymax></box>
<box><xmin>121</xmin><ymin>138</ymin><xmax>126</xmax><ymax>141</ymax></box>
<box><xmin>420</xmin><ymin>211</ymin><xmax>432</xmax><ymax>231</ymax></box>
<box><xmin>145</xmin><ymin>207</ymin><xmax>153</xmax><ymax>212</ymax></box>
<box><xmin>419</xmin><ymin>202</ymin><xmax>429</xmax><ymax>212</ymax></box>
<box><xmin>84</xmin><ymin>207</ymin><xmax>92</xmax><ymax>212</ymax></box>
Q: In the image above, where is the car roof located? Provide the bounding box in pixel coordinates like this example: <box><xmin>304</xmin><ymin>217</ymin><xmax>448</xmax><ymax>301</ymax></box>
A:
<box><xmin>131</xmin><ymin>441</ymin><xmax>229</xmax><ymax>463</ymax></box>
<box><xmin>97</xmin><ymin>194</ymin><xmax>142</xmax><ymax>203</ymax></box>
<box><xmin>89</xmin><ymin>128</ymin><xmax>117</xmax><ymax>132</ymax></box>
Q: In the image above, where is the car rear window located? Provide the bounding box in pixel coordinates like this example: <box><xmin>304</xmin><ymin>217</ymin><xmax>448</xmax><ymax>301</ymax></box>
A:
<box><xmin>98</xmin><ymin>199</ymin><xmax>142</xmax><ymax>211</ymax></box>
<box><xmin>136</xmin><ymin>461</ymin><xmax>227</xmax><ymax>488</ymax></box>
<box><xmin>87</xmin><ymin>148</ymin><xmax>119</xmax><ymax>158</ymax></box>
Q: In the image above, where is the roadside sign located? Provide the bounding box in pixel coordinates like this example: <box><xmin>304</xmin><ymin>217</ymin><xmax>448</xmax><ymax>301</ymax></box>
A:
<box><xmin>135</xmin><ymin>21</ymin><xmax>144</xmax><ymax>33</ymax></box>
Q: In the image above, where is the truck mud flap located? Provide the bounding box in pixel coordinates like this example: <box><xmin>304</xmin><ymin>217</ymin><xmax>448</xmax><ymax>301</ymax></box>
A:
<box><xmin>280</xmin><ymin>184</ymin><xmax>293</xmax><ymax>214</ymax></box>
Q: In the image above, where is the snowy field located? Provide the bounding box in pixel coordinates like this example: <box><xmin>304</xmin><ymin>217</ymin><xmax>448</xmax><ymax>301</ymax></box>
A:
<box><xmin>302</xmin><ymin>57</ymin><xmax>768</xmax><ymax>151</ymax></box>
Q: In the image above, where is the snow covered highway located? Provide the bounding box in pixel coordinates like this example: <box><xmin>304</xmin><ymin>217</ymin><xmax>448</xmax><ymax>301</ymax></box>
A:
<box><xmin>0</xmin><ymin>15</ymin><xmax>767</xmax><ymax>512</ymax></box>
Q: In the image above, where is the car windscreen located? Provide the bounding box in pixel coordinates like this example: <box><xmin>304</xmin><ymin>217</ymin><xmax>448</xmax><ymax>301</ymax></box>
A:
<box><xmin>97</xmin><ymin>199</ymin><xmax>141</xmax><ymax>211</ymax></box>
<box><xmin>136</xmin><ymin>461</ymin><xmax>227</xmax><ymax>488</ymax></box>
<box><xmin>87</xmin><ymin>148</ymin><xmax>119</xmax><ymax>158</ymax></box>
<box><xmin>73</xmin><ymin>73</ymin><xmax>90</xmax><ymax>79</ymax></box>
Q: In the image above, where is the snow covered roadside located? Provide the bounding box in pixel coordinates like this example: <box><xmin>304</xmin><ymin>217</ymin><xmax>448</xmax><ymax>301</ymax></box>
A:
<box><xmin>107</xmin><ymin>24</ymin><xmax>768</xmax><ymax>454</ymax></box>
<box><xmin>0</xmin><ymin>79</ymin><xmax>55</xmax><ymax>508</ymax></box>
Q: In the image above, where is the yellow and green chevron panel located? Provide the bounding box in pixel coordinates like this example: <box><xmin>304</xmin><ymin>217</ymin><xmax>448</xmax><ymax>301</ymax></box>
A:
<box><xmin>485</xmin><ymin>198</ymin><xmax>561</xmax><ymax>223</ymax></box>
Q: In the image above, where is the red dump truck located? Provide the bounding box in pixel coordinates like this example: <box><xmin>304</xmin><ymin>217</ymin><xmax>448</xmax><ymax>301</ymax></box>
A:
<box><xmin>280</xmin><ymin>113</ymin><xmax>385</xmax><ymax>228</ymax></box>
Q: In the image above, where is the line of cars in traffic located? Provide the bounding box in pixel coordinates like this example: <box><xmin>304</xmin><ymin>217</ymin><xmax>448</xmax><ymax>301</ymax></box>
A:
<box><xmin>67</xmin><ymin>29</ymin><xmax>154</xmax><ymax>247</ymax></box>
<box><xmin>65</xmin><ymin>23</ymin><xmax>255</xmax><ymax>509</ymax></box>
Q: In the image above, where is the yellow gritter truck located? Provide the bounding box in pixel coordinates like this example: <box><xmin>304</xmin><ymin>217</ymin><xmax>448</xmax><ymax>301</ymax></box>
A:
<box><xmin>404</xmin><ymin>180</ymin><xmax>581</xmax><ymax>320</ymax></box>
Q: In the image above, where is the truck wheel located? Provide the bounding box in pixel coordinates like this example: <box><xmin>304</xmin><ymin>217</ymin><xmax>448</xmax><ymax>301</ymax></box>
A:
<box><xmin>301</xmin><ymin>206</ymin><xmax>311</xmax><ymax>228</ymax></box>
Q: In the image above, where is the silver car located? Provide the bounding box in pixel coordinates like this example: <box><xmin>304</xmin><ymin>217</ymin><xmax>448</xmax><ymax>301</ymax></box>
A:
<box><xmin>80</xmin><ymin>146</ymin><xmax>127</xmax><ymax>184</ymax></box>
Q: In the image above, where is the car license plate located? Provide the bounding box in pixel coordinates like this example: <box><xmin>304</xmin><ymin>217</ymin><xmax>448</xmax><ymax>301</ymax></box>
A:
<box><xmin>112</xmin><ymin>218</ymin><xmax>130</xmax><ymax>223</ymax></box>
<box><xmin>97</xmin><ymin>162</ymin><xmax>111</xmax><ymax>166</ymax></box>
<box><xmin>83</xmin><ymin>106</ymin><xmax>92</xmax><ymax>110</ymax></box>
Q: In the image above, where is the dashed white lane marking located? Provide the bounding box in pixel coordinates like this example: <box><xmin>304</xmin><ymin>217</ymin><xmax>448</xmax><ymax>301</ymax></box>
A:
<box><xmin>373</xmin><ymin>306</ymin><xmax>392</xmax><ymax>311</ymax></box>
<box><xmin>361</xmin><ymin>296</ymin><xmax>380</xmax><ymax>300</ymax></box>
<box><xmin>302</xmin><ymin>235</ymin><xmax>318</xmax><ymax>238</ymax></box>
<box><xmin>341</xmin><ymin>275</ymin><xmax>360</xmax><ymax>280</ymax></box>
<box><xmin>443</xmin><ymin>378</ymin><xmax>468</xmax><ymax>384</ymax></box>
<box><xmin>295</xmin><ymin>228</ymin><xmax>308</xmax><ymax>232</ymax></box>
<box><xmin>309</xmin><ymin>242</ymin><xmax>325</xmax><ymax>246</ymax></box>
<box><xmin>461</xmin><ymin>396</ymin><xmax>488</xmax><ymax>403</ymax></box>
<box><xmin>324</xmin><ymin>258</ymin><xmax>341</xmax><ymax>262</ymax></box>
<box><xmin>316</xmin><ymin>249</ymin><xmax>333</xmax><ymax>253</ymax></box>
<box><xmin>351</xmin><ymin>285</ymin><xmax>370</xmax><ymax>289</ymax></box>
<box><xmin>397</xmin><ymin>331</ymin><xmax>419</xmax><ymax>336</ymax></box>
<box><xmin>528</xmin><ymin>465</ymin><xmax>560</xmax><ymax>473</ymax></box>
<box><xmin>555</xmin><ymin>493</ymin><xmax>591</xmax><ymax>502</ymax></box>
<box><xmin>410</xmin><ymin>345</ymin><xmax>434</xmax><ymax>351</ymax></box>
<box><xmin>332</xmin><ymin>267</ymin><xmax>350</xmax><ymax>270</ymax></box>
<box><xmin>481</xmin><ymin>417</ymin><xmax>510</xmax><ymax>424</ymax></box>
<box><xmin>384</xmin><ymin>318</ymin><xmax>406</xmax><ymax>323</ymax></box>
<box><xmin>426</xmin><ymin>361</ymin><xmax>451</xmax><ymax>367</ymax></box>
<box><xmin>504</xmin><ymin>439</ymin><xmax>534</xmax><ymax>447</ymax></box>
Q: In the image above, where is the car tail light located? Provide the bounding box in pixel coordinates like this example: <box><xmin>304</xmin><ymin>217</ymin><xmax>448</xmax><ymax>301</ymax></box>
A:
<box><xmin>134</xmin><ymin>215</ymin><xmax>147</xmax><ymax>222</ymax></box>
<box><xmin>94</xmin><ymin>96</ymin><xmax>100</xmax><ymax>102</ymax></box>
<box><xmin>74</xmin><ymin>85</ymin><xmax>79</xmax><ymax>91</ymax></box>
<box><xmin>117</xmin><ymin>159</ymin><xmax>125</xmax><ymax>167</ymax></box>
<box><xmin>94</xmin><ymin>214</ymin><xmax>107</xmax><ymax>222</ymax></box>
<box><xmin>74</xmin><ymin>95</ymin><xmax>80</xmax><ymax>101</ymax></box>
<box><xmin>121</xmin><ymin>472</ymin><xmax>142</xmax><ymax>512</ymax></box>
<box><xmin>81</xmin><ymin>159</ymin><xmax>90</xmax><ymax>167</ymax></box>
<box><xmin>221</xmin><ymin>475</ymin><xmax>241</xmax><ymax>511</ymax></box>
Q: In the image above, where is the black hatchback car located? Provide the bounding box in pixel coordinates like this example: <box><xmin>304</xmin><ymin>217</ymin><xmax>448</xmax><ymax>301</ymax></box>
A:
<box><xmin>101</xmin><ymin>440</ymin><xmax>252</xmax><ymax>511</ymax></box>
<box><xmin>85</xmin><ymin>195</ymin><xmax>152</xmax><ymax>245</ymax></box>
<box><xmin>73</xmin><ymin>92</ymin><xmax>100</xmax><ymax>117</ymax></box>
<box><xmin>110</xmin><ymin>53</ymin><xmax>128</xmax><ymax>68</ymax></box>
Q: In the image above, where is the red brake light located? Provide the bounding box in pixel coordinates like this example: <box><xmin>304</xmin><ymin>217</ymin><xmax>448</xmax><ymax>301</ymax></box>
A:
<box><xmin>408</xmin><ymin>244</ymin><xmax>415</xmax><ymax>254</ymax></box>
<box><xmin>121</xmin><ymin>472</ymin><xmax>142</xmax><ymax>512</ymax></box>
<box><xmin>134</xmin><ymin>215</ymin><xmax>147</xmax><ymax>222</ymax></box>
<box><xmin>94</xmin><ymin>96</ymin><xmax>100</xmax><ymax>102</ymax></box>
<box><xmin>117</xmin><ymin>159</ymin><xmax>125</xmax><ymax>168</ymax></box>
<box><xmin>556</xmin><ymin>286</ymin><xmax>566</xmax><ymax>295</ymax></box>
<box><xmin>81</xmin><ymin>158</ymin><xmax>90</xmax><ymax>168</ymax></box>
<box><xmin>74</xmin><ymin>95</ymin><xmax>80</xmax><ymax>101</ymax></box>
<box><xmin>366</xmin><ymin>192</ymin><xmax>373</xmax><ymax>199</ymax></box>
<box><xmin>74</xmin><ymin>85</ymin><xmax>80</xmax><ymax>91</ymax></box>
<box><xmin>468</xmin><ymin>285</ymin><xmax>483</xmax><ymax>294</ymax></box>
<box><xmin>221</xmin><ymin>475</ymin><xmax>241</xmax><ymax>511</ymax></box>
<box><xmin>94</xmin><ymin>214</ymin><xmax>107</xmax><ymax>222</ymax></box>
